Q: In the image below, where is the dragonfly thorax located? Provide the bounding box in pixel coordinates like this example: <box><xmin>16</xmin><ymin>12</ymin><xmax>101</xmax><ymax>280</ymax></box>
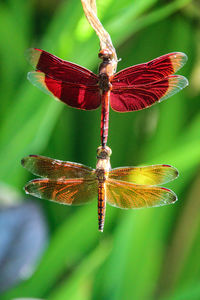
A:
<box><xmin>96</xmin><ymin>146</ymin><xmax>111</xmax><ymax>181</ymax></box>
<box><xmin>98</xmin><ymin>72</ymin><xmax>111</xmax><ymax>92</ymax></box>
<box><xmin>99</xmin><ymin>60</ymin><xmax>115</xmax><ymax>78</ymax></box>
<box><xmin>95</xmin><ymin>168</ymin><xmax>108</xmax><ymax>182</ymax></box>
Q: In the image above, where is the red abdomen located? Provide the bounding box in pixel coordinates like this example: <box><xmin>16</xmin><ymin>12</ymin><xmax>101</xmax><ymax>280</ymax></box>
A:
<box><xmin>98</xmin><ymin>182</ymin><xmax>106</xmax><ymax>232</ymax></box>
<box><xmin>100</xmin><ymin>92</ymin><xmax>110</xmax><ymax>147</ymax></box>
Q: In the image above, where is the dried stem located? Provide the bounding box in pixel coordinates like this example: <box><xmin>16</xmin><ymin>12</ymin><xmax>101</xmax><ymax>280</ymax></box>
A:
<box><xmin>81</xmin><ymin>0</ymin><xmax>118</xmax><ymax>64</ymax></box>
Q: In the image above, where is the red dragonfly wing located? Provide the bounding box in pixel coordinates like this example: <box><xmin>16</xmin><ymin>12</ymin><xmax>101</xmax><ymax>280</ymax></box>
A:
<box><xmin>21</xmin><ymin>155</ymin><xmax>95</xmax><ymax>179</ymax></box>
<box><xmin>24</xmin><ymin>178</ymin><xmax>97</xmax><ymax>205</ymax></box>
<box><xmin>109</xmin><ymin>164</ymin><xmax>178</xmax><ymax>185</ymax></box>
<box><xmin>112</xmin><ymin>52</ymin><xmax>187</xmax><ymax>86</ymax></box>
<box><xmin>28</xmin><ymin>71</ymin><xmax>101</xmax><ymax>110</ymax></box>
<box><xmin>110</xmin><ymin>75</ymin><xmax>188</xmax><ymax>112</ymax></box>
<box><xmin>106</xmin><ymin>179</ymin><xmax>177</xmax><ymax>209</ymax></box>
<box><xmin>27</xmin><ymin>48</ymin><xmax>98</xmax><ymax>85</ymax></box>
<box><xmin>27</xmin><ymin>48</ymin><xmax>101</xmax><ymax>110</ymax></box>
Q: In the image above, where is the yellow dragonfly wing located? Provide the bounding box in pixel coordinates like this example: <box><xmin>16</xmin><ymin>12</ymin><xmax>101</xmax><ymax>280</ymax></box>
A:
<box><xmin>106</xmin><ymin>179</ymin><xmax>177</xmax><ymax>209</ymax></box>
<box><xmin>109</xmin><ymin>164</ymin><xmax>178</xmax><ymax>185</ymax></box>
<box><xmin>24</xmin><ymin>178</ymin><xmax>98</xmax><ymax>205</ymax></box>
<box><xmin>22</xmin><ymin>155</ymin><xmax>95</xmax><ymax>179</ymax></box>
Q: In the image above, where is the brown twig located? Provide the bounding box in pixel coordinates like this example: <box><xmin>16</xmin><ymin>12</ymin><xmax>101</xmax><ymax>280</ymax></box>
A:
<box><xmin>81</xmin><ymin>0</ymin><xmax>118</xmax><ymax>65</ymax></box>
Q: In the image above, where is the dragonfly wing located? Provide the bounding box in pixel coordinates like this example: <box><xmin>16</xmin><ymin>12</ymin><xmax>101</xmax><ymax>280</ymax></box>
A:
<box><xmin>109</xmin><ymin>164</ymin><xmax>178</xmax><ymax>185</ymax></box>
<box><xmin>110</xmin><ymin>75</ymin><xmax>188</xmax><ymax>112</ymax></box>
<box><xmin>106</xmin><ymin>179</ymin><xmax>177</xmax><ymax>209</ymax></box>
<box><xmin>26</xmin><ymin>48</ymin><xmax>98</xmax><ymax>85</ymax></box>
<box><xmin>112</xmin><ymin>52</ymin><xmax>187</xmax><ymax>86</ymax></box>
<box><xmin>24</xmin><ymin>178</ymin><xmax>98</xmax><ymax>205</ymax></box>
<box><xmin>27</xmin><ymin>71</ymin><xmax>101</xmax><ymax>110</ymax></box>
<box><xmin>21</xmin><ymin>155</ymin><xmax>95</xmax><ymax>179</ymax></box>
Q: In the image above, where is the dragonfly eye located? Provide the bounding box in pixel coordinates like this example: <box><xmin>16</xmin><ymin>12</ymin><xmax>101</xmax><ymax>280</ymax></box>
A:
<box><xmin>98</xmin><ymin>49</ymin><xmax>113</xmax><ymax>60</ymax></box>
<box><xmin>104</xmin><ymin>146</ymin><xmax>112</xmax><ymax>157</ymax></box>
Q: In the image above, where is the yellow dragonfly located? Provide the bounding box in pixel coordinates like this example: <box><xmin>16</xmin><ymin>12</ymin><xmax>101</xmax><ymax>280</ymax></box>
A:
<box><xmin>22</xmin><ymin>146</ymin><xmax>178</xmax><ymax>232</ymax></box>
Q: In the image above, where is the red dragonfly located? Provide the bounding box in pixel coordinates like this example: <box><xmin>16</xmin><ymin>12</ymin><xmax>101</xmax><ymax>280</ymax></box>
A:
<box><xmin>27</xmin><ymin>48</ymin><xmax>188</xmax><ymax>147</ymax></box>
<box><xmin>22</xmin><ymin>146</ymin><xmax>178</xmax><ymax>232</ymax></box>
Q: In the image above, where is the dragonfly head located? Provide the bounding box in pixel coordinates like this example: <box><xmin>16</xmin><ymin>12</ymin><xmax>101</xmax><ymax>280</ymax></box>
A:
<box><xmin>98</xmin><ymin>49</ymin><xmax>113</xmax><ymax>61</ymax></box>
<box><xmin>97</xmin><ymin>146</ymin><xmax>112</xmax><ymax>159</ymax></box>
<box><xmin>98</xmin><ymin>49</ymin><xmax>117</xmax><ymax>76</ymax></box>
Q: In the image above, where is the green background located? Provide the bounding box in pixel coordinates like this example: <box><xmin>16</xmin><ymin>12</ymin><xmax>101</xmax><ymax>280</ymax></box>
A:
<box><xmin>0</xmin><ymin>0</ymin><xmax>200</xmax><ymax>299</ymax></box>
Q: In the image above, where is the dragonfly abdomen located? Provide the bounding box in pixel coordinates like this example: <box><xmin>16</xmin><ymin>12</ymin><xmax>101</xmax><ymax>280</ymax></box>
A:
<box><xmin>100</xmin><ymin>91</ymin><xmax>110</xmax><ymax>147</ymax></box>
<box><xmin>98</xmin><ymin>182</ymin><xmax>106</xmax><ymax>232</ymax></box>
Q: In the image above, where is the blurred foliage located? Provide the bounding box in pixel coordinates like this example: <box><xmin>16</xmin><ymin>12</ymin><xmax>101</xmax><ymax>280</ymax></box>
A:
<box><xmin>0</xmin><ymin>0</ymin><xmax>200</xmax><ymax>299</ymax></box>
